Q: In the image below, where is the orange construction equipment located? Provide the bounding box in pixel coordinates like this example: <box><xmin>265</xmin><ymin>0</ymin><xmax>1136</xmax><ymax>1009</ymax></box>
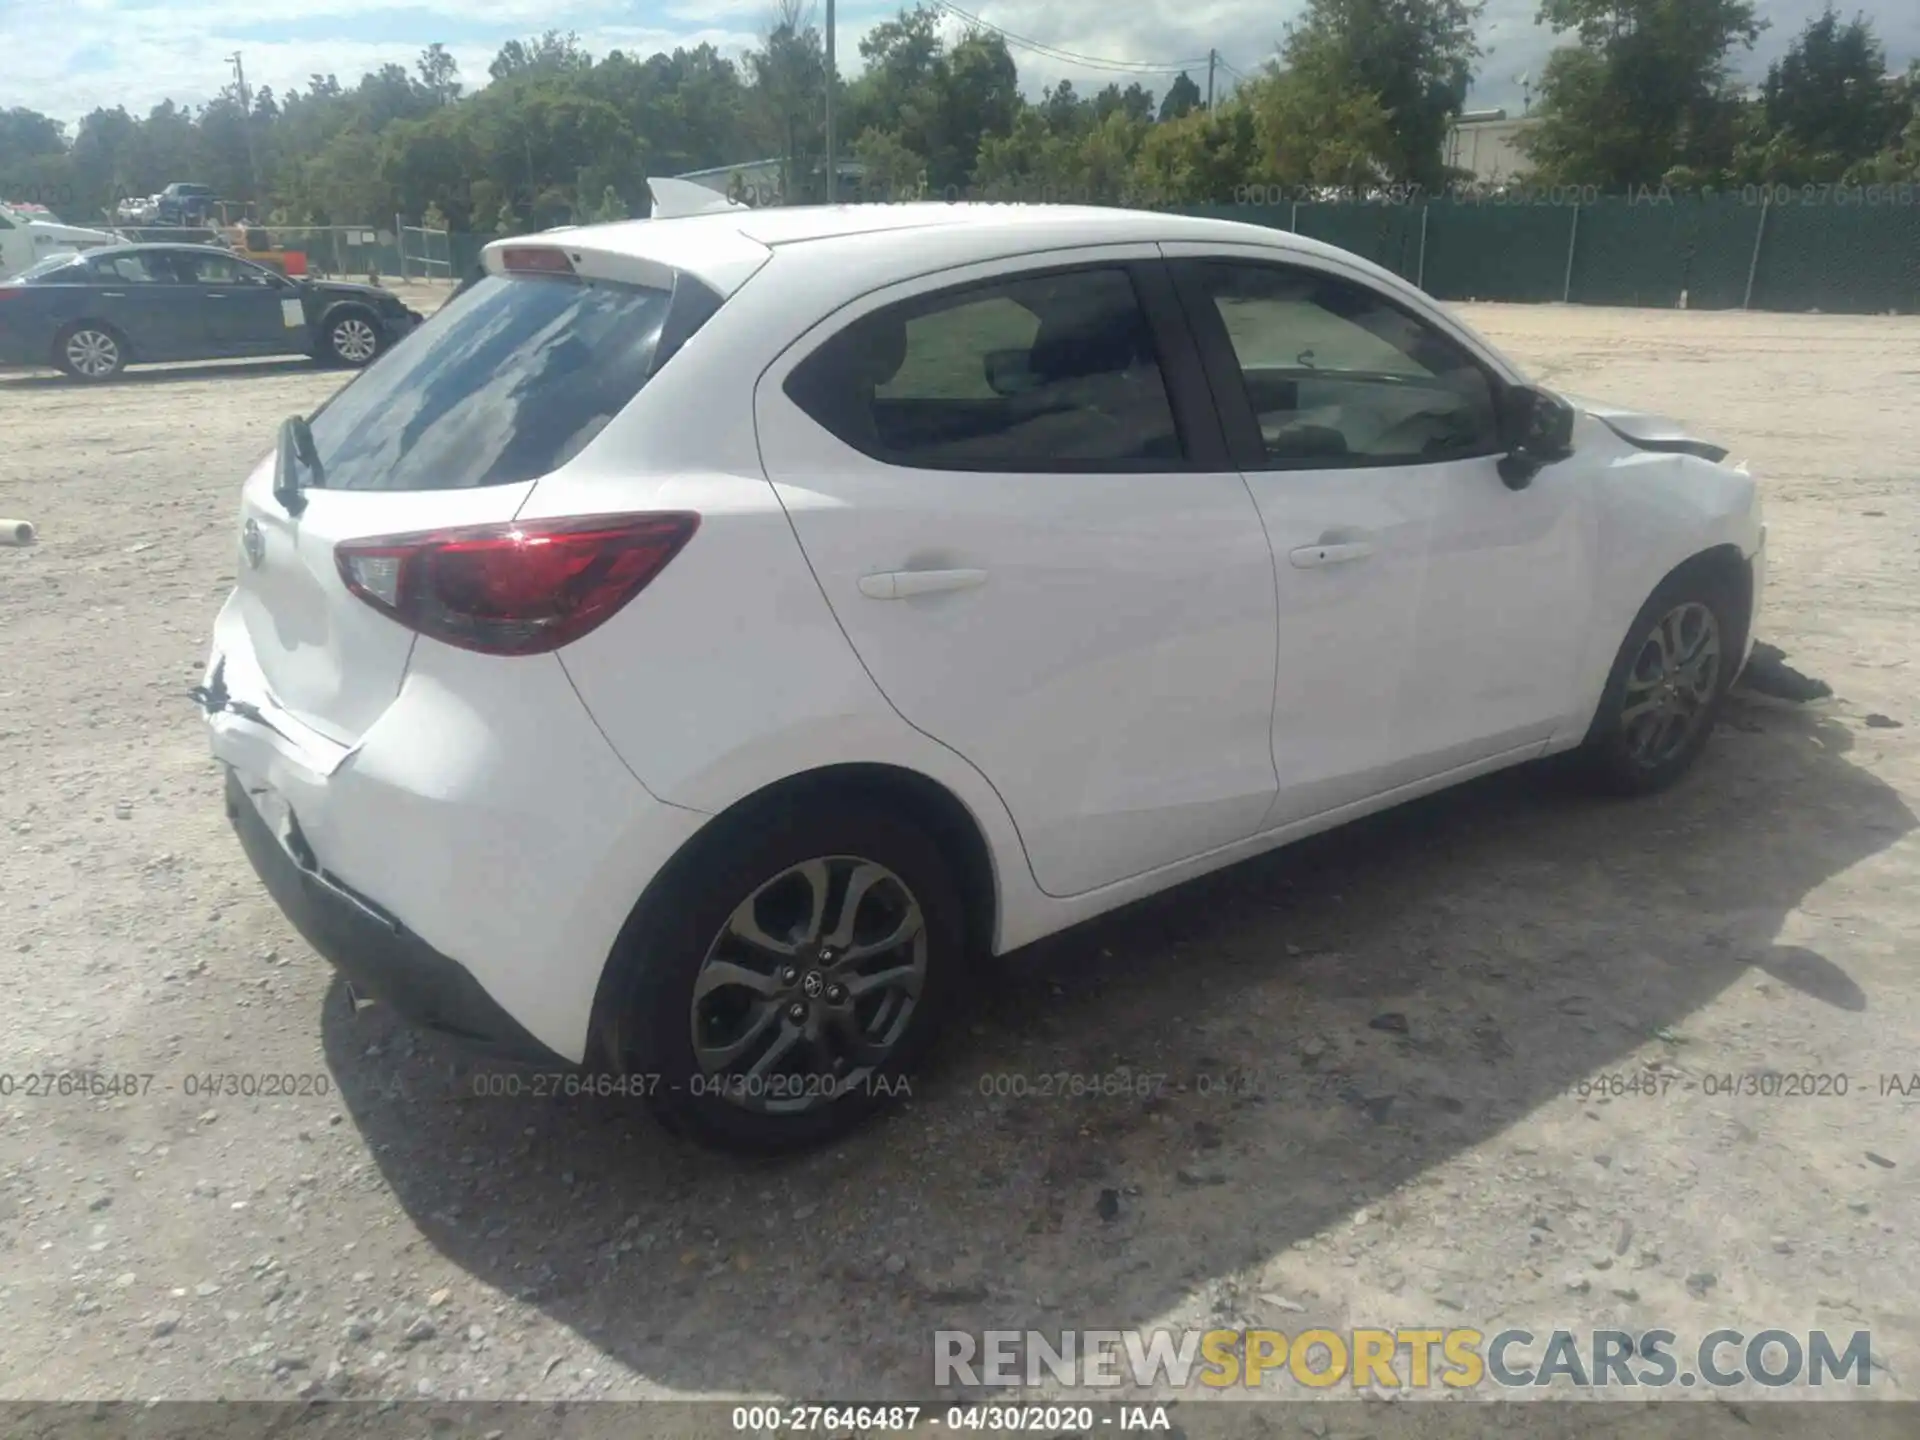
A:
<box><xmin>214</xmin><ymin>204</ymin><xmax>309</xmax><ymax>277</ymax></box>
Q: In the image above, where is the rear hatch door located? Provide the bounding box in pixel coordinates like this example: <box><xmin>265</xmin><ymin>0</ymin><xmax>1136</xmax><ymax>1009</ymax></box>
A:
<box><xmin>224</xmin><ymin>265</ymin><xmax>682</xmax><ymax>745</ymax></box>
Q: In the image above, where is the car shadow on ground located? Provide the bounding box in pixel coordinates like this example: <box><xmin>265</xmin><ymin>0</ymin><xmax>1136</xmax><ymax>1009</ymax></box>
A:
<box><xmin>0</xmin><ymin>358</ymin><xmax>323</xmax><ymax>388</ymax></box>
<box><xmin>322</xmin><ymin>696</ymin><xmax>1913</xmax><ymax>1399</ymax></box>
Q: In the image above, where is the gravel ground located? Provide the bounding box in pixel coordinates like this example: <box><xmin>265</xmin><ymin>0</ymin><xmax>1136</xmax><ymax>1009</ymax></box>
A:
<box><xmin>1</xmin><ymin>301</ymin><xmax>1917</xmax><ymax>1426</ymax></box>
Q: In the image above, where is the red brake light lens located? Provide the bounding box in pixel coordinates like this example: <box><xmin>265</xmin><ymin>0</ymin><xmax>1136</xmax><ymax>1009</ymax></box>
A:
<box><xmin>498</xmin><ymin>247</ymin><xmax>575</xmax><ymax>275</ymax></box>
<box><xmin>335</xmin><ymin>512</ymin><xmax>699</xmax><ymax>656</ymax></box>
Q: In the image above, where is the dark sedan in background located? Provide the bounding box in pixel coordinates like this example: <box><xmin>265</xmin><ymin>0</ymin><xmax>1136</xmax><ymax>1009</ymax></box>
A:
<box><xmin>0</xmin><ymin>244</ymin><xmax>422</xmax><ymax>380</ymax></box>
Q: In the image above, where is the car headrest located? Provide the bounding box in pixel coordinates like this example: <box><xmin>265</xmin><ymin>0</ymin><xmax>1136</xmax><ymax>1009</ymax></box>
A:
<box><xmin>844</xmin><ymin>315</ymin><xmax>908</xmax><ymax>390</ymax></box>
<box><xmin>1029</xmin><ymin>313</ymin><xmax>1145</xmax><ymax>384</ymax></box>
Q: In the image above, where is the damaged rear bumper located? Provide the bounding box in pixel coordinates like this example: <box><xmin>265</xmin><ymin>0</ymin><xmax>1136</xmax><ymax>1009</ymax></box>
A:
<box><xmin>223</xmin><ymin>766</ymin><xmax>566</xmax><ymax>1065</ymax></box>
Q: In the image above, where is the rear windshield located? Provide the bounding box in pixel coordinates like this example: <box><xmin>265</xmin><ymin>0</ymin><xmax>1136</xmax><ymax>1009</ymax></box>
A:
<box><xmin>306</xmin><ymin>272</ymin><xmax>678</xmax><ymax>492</ymax></box>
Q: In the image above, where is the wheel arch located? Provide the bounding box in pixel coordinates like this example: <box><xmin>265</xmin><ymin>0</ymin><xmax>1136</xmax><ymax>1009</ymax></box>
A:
<box><xmin>1655</xmin><ymin>541</ymin><xmax>1754</xmax><ymax>665</ymax></box>
<box><xmin>1578</xmin><ymin>540</ymin><xmax>1754</xmax><ymax>748</ymax></box>
<box><xmin>585</xmin><ymin>761</ymin><xmax>1002</xmax><ymax>1068</ymax></box>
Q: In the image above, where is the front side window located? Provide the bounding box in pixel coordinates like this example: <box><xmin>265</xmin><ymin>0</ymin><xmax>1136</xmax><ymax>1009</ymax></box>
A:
<box><xmin>1192</xmin><ymin>263</ymin><xmax>1500</xmax><ymax>466</ymax></box>
<box><xmin>786</xmin><ymin>266</ymin><xmax>1185</xmax><ymax>470</ymax></box>
<box><xmin>180</xmin><ymin>251</ymin><xmax>272</xmax><ymax>285</ymax></box>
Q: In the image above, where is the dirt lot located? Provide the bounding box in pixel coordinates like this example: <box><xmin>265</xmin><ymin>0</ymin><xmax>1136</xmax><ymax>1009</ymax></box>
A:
<box><xmin>1</xmin><ymin>301</ymin><xmax>1917</xmax><ymax>1429</ymax></box>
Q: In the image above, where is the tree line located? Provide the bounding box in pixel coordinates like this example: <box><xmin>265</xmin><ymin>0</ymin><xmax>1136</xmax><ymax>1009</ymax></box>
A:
<box><xmin>2</xmin><ymin>0</ymin><xmax>1916</xmax><ymax>234</ymax></box>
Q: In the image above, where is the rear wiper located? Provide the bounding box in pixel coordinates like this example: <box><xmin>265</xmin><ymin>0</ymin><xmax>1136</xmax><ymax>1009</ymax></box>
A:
<box><xmin>273</xmin><ymin>414</ymin><xmax>324</xmax><ymax>516</ymax></box>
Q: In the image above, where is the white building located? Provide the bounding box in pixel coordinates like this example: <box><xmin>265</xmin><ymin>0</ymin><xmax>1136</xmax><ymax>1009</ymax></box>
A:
<box><xmin>1445</xmin><ymin>115</ymin><xmax>1540</xmax><ymax>186</ymax></box>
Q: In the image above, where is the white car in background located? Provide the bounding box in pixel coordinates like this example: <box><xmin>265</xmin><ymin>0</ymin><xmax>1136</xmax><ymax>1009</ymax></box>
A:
<box><xmin>0</xmin><ymin>202</ymin><xmax>116</xmax><ymax>281</ymax></box>
<box><xmin>198</xmin><ymin>201</ymin><xmax>1764</xmax><ymax>1152</ymax></box>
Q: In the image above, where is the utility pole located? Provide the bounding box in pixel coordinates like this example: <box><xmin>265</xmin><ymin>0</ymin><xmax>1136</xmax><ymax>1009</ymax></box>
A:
<box><xmin>824</xmin><ymin>0</ymin><xmax>837</xmax><ymax>204</ymax></box>
<box><xmin>227</xmin><ymin>52</ymin><xmax>263</xmax><ymax>208</ymax></box>
<box><xmin>1206</xmin><ymin>49</ymin><xmax>1216</xmax><ymax>113</ymax></box>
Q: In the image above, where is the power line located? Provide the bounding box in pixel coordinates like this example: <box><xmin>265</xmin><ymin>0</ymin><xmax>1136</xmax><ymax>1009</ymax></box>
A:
<box><xmin>934</xmin><ymin>2</ymin><xmax>1212</xmax><ymax>77</ymax></box>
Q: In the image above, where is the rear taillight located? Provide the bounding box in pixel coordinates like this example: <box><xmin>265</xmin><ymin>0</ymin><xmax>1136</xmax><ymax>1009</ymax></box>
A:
<box><xmin>335</xmin><ymin>512</ymin><xmax>698</xmax><ymax>656</ymax></box>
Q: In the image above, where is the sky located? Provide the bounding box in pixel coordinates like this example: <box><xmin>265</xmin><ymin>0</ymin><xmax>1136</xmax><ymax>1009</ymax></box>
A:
<box><xmin>5</xmin><ymin>0</ymin><xmax>1918</xmax><ymax>137</ymax></box>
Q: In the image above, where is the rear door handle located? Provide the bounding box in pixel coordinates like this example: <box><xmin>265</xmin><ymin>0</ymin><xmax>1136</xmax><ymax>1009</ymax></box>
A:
<box><xmin>857</xmin><ymin>568</ymin><xmax>988</xmax><ymax>599</ymax></box>
<box><xmin>100</xmin><ymin>291</ymin><xmax>126</xmax><ymax>299</ymax></box>
<box><xmin>1288</xmin><ymin>541</ymin><xmax>1374</xmax><ymax>569</ymax></box>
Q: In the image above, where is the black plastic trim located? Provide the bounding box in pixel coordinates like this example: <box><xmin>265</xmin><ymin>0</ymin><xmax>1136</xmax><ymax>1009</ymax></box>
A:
<box><xmin>1596</xmin><ymin>416</ymin><xmax>1729</xmax><ymax>463</ymax></box>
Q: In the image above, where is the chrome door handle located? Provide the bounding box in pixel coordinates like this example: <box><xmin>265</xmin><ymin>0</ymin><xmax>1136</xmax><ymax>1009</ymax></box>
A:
<box><xmin>100</xmin><ymin>291</ymin><xmax>126</xmax><ymax>298</ymax></box>
<box><xmin>1288</xmin><ymin>541</ymin><xmax>1374</xmax><ymax>568</ymax></box>
<box><xmin>204</xmin><ymin>292</ymin><xmax>226</xmax><ymax>298</ymax></box>
<box><xmin>857</xmin><ymin>568</ymin><xmax>988</xmax><ymax>599</ymax></box>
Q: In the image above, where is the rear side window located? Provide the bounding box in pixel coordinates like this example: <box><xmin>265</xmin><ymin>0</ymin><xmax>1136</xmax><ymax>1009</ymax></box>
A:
<box><xmin>18</xmin><ymin>255</ymin><xmax>85</xmax><ymax>283</ymax></box>
<box><xmin>90</xmin><ymin>254</ymin><xmax>169</xmax><ymax>284</ymax></box>
<box><xmin>785</xmin><ymin>266</ymin><xmax>1185</xmax><ymax>471</ymax></box>
<box><xmin>307</xmin><ymin>271</ymin><xmax>696</xmax><ymax>492</ymax></box>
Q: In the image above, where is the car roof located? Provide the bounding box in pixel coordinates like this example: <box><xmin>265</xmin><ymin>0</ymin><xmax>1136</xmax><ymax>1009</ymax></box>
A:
<box><xmin>526</xmin><ymin>201</ymin><xmax>1415</xmax><ymax>310</ymax></box>
<box><xmin>556</xmin><ymin>203</ymin><xmax>1397</xmax><ymax>293</ymax></box>
<box><xmin>76</xmin><ymin>242</ymin><xmax>232</xmax><ymax>257</ymax></box>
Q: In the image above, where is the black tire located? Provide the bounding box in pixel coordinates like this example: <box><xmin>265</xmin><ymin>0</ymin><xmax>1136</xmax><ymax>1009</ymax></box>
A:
<box><xmin>1575</xmin><ymin>564</ymin><xmax>1743</xmax><ymax>796</ymax></box>
<box><xmin>603</xmin><ymin>799</ymin><xmax>964</xmax><ymax>1154</ymax></box>
<box><xmin>322</xmin><ymin>307</ymin><xmax>384</xmax><ymax>367</ymax></box>
<box><xmin>53</xmin><ymin>321</ymin><xmax>127</xmax><ymax>381</ymax></box>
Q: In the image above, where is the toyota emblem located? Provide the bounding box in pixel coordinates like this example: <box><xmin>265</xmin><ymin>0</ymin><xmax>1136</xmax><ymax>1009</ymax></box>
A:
<box><xmin>242</xmin><ymin>519</ymin><xmax>265</xmax><ymax>569</ymax></box>
<box><xmin>802</xmin><ymin>971</ymin><xmax>826</xmax><ymax>999</ymax></box>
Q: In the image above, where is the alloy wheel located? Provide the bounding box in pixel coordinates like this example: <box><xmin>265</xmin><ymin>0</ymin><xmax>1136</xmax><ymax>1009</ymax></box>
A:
<box><xmin>332</xmin><ymin>317</ymin><xmax>378</xmax><ymax>363</ymax></box>
<box><xmin>65</xmin><ymin>329</ymin><xmax>120</xmax><ymax>378</ymax></box>
<box><xmin>1620</xmin><ymin>600</ymin><xmax>1722</xmax><ymax>769</ymax></box>
<box><xmin>689</xmin><ymin>855</ymin><xmax>927</xmax><ymax>1115</ymax></box>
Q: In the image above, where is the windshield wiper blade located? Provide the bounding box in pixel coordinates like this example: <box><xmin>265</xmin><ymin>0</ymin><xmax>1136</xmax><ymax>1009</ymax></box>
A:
<box><xmin>273</xmin><ymin>414</ymin><xmax>322</xmax><ymax>516</ymax></box>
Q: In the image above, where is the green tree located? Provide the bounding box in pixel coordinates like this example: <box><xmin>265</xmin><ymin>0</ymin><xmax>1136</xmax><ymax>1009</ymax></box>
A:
<box><xmin>1159</xmin><ymin>72</ymin><xmax>1204</xmax><ymax>121</ymax></box>
<box><xmin>0</xmin><ymin>108</ymin><xmax>72</xmax><ymax>219</ymax></box>
<box><xmin>417</xmin><ymin>44</ymin><xmax>463</xmax><ymax>106</ymax></box>
<box><xmin>852</xmin><ymin>127</ymin><xmax>929</xmax><ymax>200</ymax></box>
<box><xmin>1278</xmin><ymin>0</ymin><xmax>1484</xmax><ymax>189</ymax></box>
<box><xmin>1093</xmin><ymin>82</ymin><xmax>1157</xmax><ymax>126</ymax></box>
<box><xmin>1132</xmin><ymin>103</ymin><xmax>1261</xmax><ymax>203</ymax></box>
<box><xmin>1522</xmin><ymin>0</ymin><xmax>1764</xmax><ymax>187</ymax></box>
<box><xmin>1754</xmin><ymin>7</ymin><xmax>1898</xmax><ymax>180</ymax></box>
<box><xmin>489</xmin><ymin>31</ymin><xmax>591</xmax><ymax>82</ymax></box>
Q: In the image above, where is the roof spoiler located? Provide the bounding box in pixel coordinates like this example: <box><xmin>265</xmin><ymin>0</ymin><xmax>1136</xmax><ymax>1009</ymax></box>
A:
<box><xmin>646</xmin><ymin>177</ymin><xmax>748</xmax><ymax>219</ymax></box>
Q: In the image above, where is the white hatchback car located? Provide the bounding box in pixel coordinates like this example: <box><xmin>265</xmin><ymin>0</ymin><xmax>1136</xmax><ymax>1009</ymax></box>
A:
<box><xmin>200</xmin><ymin>203</ymin><xmax>1764</xmax><ymax>1151</ymax></box>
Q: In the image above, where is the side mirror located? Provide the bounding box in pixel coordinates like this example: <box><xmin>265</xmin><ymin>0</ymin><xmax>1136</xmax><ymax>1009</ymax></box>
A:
<box><xmin>983</xmin><ymin>348</ymin><xmax>1043</xmax><ymax>396</ymax></box>
<box><xmin>1497</xmin><ymin>384</ymin><xmax>1576</xmax><ymax>490</ymax></box>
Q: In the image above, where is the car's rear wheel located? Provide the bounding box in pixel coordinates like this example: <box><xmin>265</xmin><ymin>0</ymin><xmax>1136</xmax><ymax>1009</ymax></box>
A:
<box><xmin>607</xmin><ymin>801</ymin><xmax>963</xmax><ymax>1153</ymax></box>
<box><xmin>324</xmin><ymin>310</ymin><xmax>383</xmax><ymax>367</ymax></box>
<box><xmin>1576</xmin><ymin>567</ymin><xmax>1741</xmax><ymax>796</ymax></box>
<box><xmin>54</xmin><ymin>323</ymin><xmax>126</xmax><ymax>381</ymax></box>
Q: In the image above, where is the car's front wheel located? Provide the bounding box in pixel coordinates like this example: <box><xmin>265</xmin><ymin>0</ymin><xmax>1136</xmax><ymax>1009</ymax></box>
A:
<box><xmin>1576</xmin><ymin>564</ymin><xmax>1742</xmax><ymax>795</ymax></box>
<box><xmin>607</xmin><ymin>800</ymin><xmax>963</xmax><ymax>1153</ymax></box>
<box><xmin>323</xmin><ymin>309</ymin><xmax>383</xmax><ymax>367</ymax></box>
<box><xmin>54</xmin><ymin>323</ymin><xmax>126</xmax><ymax>381</ymax></box>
